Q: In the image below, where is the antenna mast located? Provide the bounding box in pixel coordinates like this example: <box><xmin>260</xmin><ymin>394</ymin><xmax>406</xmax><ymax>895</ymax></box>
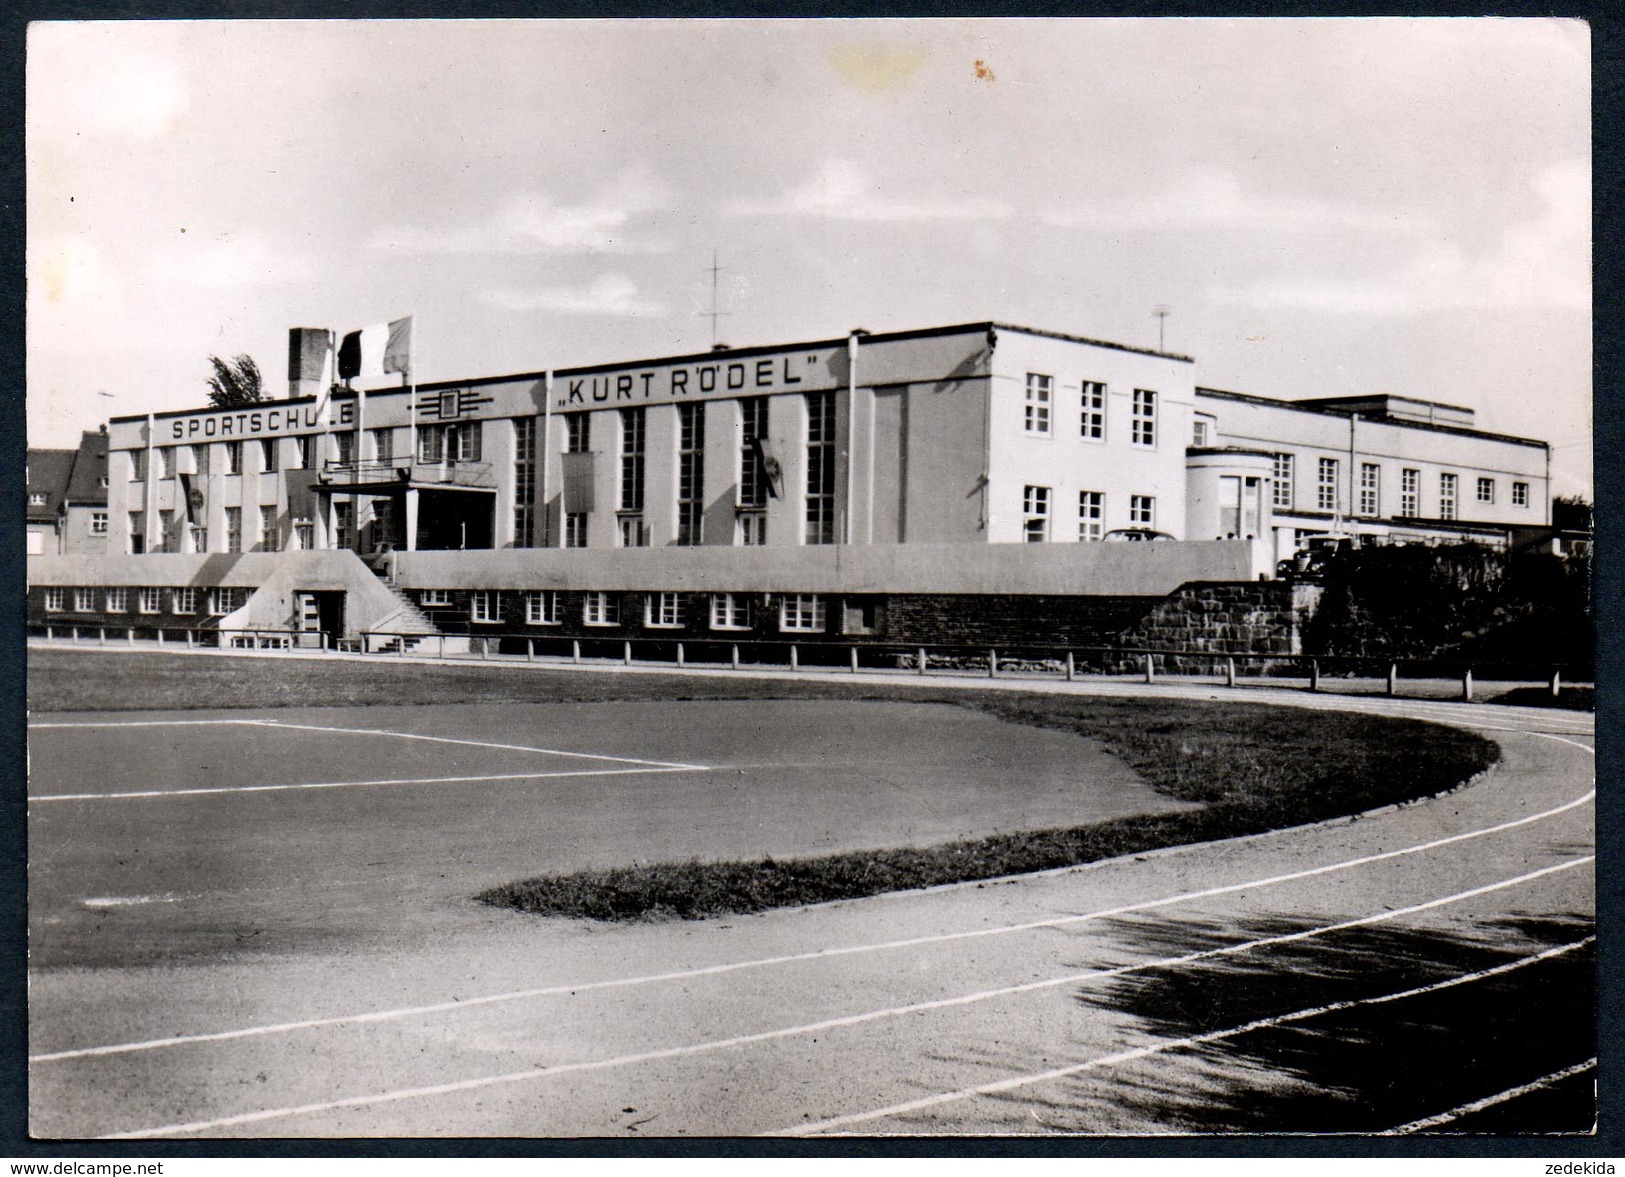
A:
<box><xmin>1153</xmin><ymin>305</ymin><xmax>1172</xmax><ymax>352</ymax></box>
<box><xmin>698</xmin><ymin>249</ymin><xmax>731</xmax><ymax>347</ymax></box>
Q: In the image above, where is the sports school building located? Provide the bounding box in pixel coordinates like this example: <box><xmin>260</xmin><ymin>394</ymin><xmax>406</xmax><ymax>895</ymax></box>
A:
<box><xmin>27</xmin><ymin>320</ymin><xmax>1552</xmax><ymax>650</ymax></box>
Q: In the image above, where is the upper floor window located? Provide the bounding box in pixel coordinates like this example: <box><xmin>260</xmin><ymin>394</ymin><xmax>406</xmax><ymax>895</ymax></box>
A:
<box><xmin>1022</xmin><ymin>485</ymin><xmax>1050</xmax><ymax>542</ymax></box>
<box><xmin>676</xmin><ymin>402</ymin><xmax>705</xmax><ymax>546</ymax></box>
<box><xmin>1192</xmin><ymin>419</ymin><xmax>1210</xmax><ymax>447</ymax></box>
<box><xmin>1129</xmin><ymin>495</ymin><xmax>1156</xmax><ymax>526</ymax></box>
<box><xmin>1317</xmin><ymin>458</ymin><xmax>1340</xmax><ymax>513</ymax></box>
<box><xmin>91</xmin><ymin>511</ymin><xmax>109</xmax><ymax>536</ymax></box>
<box><xmin>1080</xmin><ymin>381</ymin><xmax>1106</xmax><ymax>441</ymax></box>
<box><xmin>1078</xmin><ymin>491</ymin><xmax>1104</xmax><ymax>542</ymax></box>
<box><xmin>1440</xmin><ymin>473</ymin><xmax>1458</xmax><ymax>521</ymax></box>
<box><xmin>259</xmin><ymin>438</ymin><xmax>278</xmax><ymax>473</ymax></box>
<box><xmin>1512</xmin><ymin>481</ymin><xmax>1530</xmax><ymax>508</ymax></box>
<box><xmin>157</xmin><ymin>447</ymin><xmax>175</xmax><ymax>478</ymax></box>
<box><xmin>371</xmin><ymin>428</ymin><xmax>393</xmax><ymax>464</ymax></box>
<box><xmin>566</xmin><ymin>414</ymin><xmax>589</xmax><ymax>454</ymax></box>
<box><xmin>1476</xmin><ymin>477</ymin><xmax>1495</xmax><ymax>504</ymax></box>
<box><xmin>193</xmin><ymin>444</ymin><xmax>210</xmax><ymax>476</ymax></box>
<box><xmin>1271</xmin><ymin>454</ymin><xmax>1294</xmax><ymax>509</ymax></box>
<box><xmin>804</xmin><ymin>391</ymin><xmax>837</xmax><ymax>545</ymax></box>
<box><xmin>224</xmin><ymin>506</ymin><xmax>243</xmax><ymax>553</ymax></box>
<box><xmin>1400</xmin><ymin>468</ymin><xmax>1420</xmax><ymax>517</ymax></box>
<box><xmin>28</xmin><ymin>493</ymin><xmax>45</xmax><ymax>507</ymax></box>
<box><xmin>1024</xmin><ymin>373</ymin><xmax>1052</xmax><ymax>435</ymax></box>
<box><xmin>1359</xmin><ymin>464</ymin><xmax>1380</xmax><ymax>517</ymax></box>
<box><xmin>619</xmin><ymin>407</ymin><xmax>646</xmax><ymax>514</ymax></box>
<box><xmin>294</xmin><ymin>435</ymin><xmax>314</xmax><ymax>470</ymax></box>
<box><xmin>565</xmin><ymin>513</ymin><xmax>588</xmax><ymax>548</ymax></box>
<box><xmin>130</xmin><ymin>450</ymin><xmax>148</xmax><ymax>481</ymax></box>
<box><xmin>224</xmin><ymin>441</ymin><xmax>243</xmax><ymax>475</ymax></box>
<box><xmin>1131</xmin><ymin>389</ymin><xmax>1157</xmax><ymax>447</ymax></box>
<box><xmin>739</xmin><ymin>396</ymin><xmax>771</xmax><ymax>509</ymax></box>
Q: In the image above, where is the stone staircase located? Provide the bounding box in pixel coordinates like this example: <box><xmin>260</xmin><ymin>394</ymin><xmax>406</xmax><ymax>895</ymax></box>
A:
<box><xmin>366</xmin><ymin>584</ymin><xmax>441</xmax><ymax>654</ymax></box>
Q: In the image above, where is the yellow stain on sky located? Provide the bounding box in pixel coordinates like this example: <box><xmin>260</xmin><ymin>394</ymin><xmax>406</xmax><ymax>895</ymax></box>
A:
<box><xmin>824</xmin><ymin>43</ymin><xmax>929</xmax><ymax>96</ymax></box>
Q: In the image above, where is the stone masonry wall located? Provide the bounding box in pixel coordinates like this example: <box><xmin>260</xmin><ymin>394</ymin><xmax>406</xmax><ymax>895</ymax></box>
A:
<box><xmin>1110</xmin><ymin>582</ymin><xmax>1324</xmax><ymax>674</ymax></box>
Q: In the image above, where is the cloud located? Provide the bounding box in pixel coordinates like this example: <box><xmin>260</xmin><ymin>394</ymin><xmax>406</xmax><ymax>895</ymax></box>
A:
<box><xmin>371</xmin><ymin>170</ymin><xmax>671</xmax><ymax>256</ymax></box>
<box><xmin>1205</xmin><ymin>160</ymin><xmax>1590</xmax><ymax>315</ymax></box>
<box><xmin>725</xmin><ymin>159</ymin><xmax>1010</xmax><ymax>223</ymax></box>
<box><xmin>480</xmin><ymin>274</ymin><xmax>667</xmax><ymax>318</ymax></box>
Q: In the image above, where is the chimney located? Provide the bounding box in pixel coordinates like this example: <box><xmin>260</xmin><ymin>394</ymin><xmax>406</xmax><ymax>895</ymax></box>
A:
<box><xmin>287</xmin><ymin>328</ymin><xmax>334</xmax><ymax>399</ymax></box>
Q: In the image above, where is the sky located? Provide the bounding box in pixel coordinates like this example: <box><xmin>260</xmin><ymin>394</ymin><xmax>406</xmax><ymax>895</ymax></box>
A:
<box><xmin>26</xmin><ymin>18</ymin><xmax>1592</xmax><ymax>497</ymax></box>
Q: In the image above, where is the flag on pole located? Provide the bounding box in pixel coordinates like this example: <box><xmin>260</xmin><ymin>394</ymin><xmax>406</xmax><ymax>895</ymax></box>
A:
<box><xmin>338</xmin><ymin>317</ymin><xmax>412</xmax><ymax>380</ymax></box>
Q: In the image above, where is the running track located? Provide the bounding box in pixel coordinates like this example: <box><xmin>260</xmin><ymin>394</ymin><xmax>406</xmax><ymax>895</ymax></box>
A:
<box><xmin>27</xmin><ymin>675</ymin><xmax>1595</xmax><ymax>1138</ymax></box>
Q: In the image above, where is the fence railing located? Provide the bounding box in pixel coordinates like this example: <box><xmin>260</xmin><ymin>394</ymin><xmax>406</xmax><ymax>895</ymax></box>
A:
<box><xmin>28</xmin><ymin>623</ymin><xmax>1588</xmax><ymax>702</ymax></box>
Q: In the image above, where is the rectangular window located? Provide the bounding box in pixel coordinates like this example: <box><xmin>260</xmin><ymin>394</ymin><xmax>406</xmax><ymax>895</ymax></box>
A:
<box><xmin>805</xmin><ymin>391</ymin><xmax>837</xmax><ymax>544</ymax></box>
<box><xmin>1131</xmin><ymin>389</ymin><xmax>1157</xmax><ymax>447</ymax></box>
<box><xmin>525</xmin><ymin>590</ymin><xmax>560</xmax><ymax>625</ymax></box>
<box><xmin>293</xmin><ymin>519</ymin><xmax>314</xmax><ymax>550</ymax></box>
<box><xmin>209</xmin><ymin>588</ymin><xmax>249</xmax><ymax>616</ymax></box>
<box><xmin>1512</xmin><ymin>481</ymin><xmax>1530</xmax><ymax>507</ymax></box>
<box><xmin>1359</xmin><ymin>464</ymin><xmax>1380</xmax><ymax>517</ymax></box>
<box><xmin>1080</xmin><ymin>381</ymin><xmax>1106</xmax><ymax>441</ymax></box>
<box><xmin>417</xmin><ymin>424</ymin><xmax>444</xmax><ymax>463</ymax></box>
<box><xmin>566</xmin><ymin>414</ymin><xmax>589</xmax><ymax>453</ymax></box>
<box><xmin>129</xmin><ymin>511</ymin><xmax>146</xmax><ymax>554</ymax></box>
<box><xmin>1400</xmin><ymin>468</ymin><xmax>1420</xmax><ymax>517</ymax></box>
<box><xmin>259</xmin><ymin>505</ymin><xmax>279</xmax><ymax>552</ymax></box>
<box><xmin>779</xmin><ymin>594</ymin><xmax>826</xmax><ymax>632</ymax></box>
<box><xmin>193</xmin><ymin>445</ymin><xmax>210</xmax><ymax>476</ymax></box>
<box><xmin>294</xmin><ymin>435</ymin><xmax>314</xmax><ymax>470</ymax></box>
<box><xmin>739</xmin><ymin>397</ymin><xmax>770</xmax><ymax>508</ymax></box>
<box><xmin>677</xmin><ymin>402</ymin><xmax>705</xmax><ymax>545</ymax></box>
<box><xmin>335</xmin><ymin>431</ymin><xmax>355</xmax><ymax>466</ymax></box>
<box><xmin>105</xmin><ymin>587</ymin><xmax>129</xmax><ymax>613</ymax></box>
<box><xmin>172</xmin><ymin>587</ymin><xmax>198</xmax><ymax>615</ymax></box>
<box><xmin>225</xmin><ymin>506</ymin><xmax>243</xmax><ymax>553</ymax></box>
<box><xmin>74</xmin><ymin>588</ymin><xmax>96</xmax><ymax>612</ymax></box>
<box><xmin>450</xmin><ymin>421</ymin><xmax>481</xmax><ymax>463</ymax></box>
<box><xmin>1477</xmin><ymin>476</ymin><xmax>1495</xmax><ymax>504</ymax></box>
<box><xmin>1078</xmin><ymin>491</ymin><xmax>1105</xmax><ymax>541</ymax></box>
<box><xmin>617</xmin><ymin>516</ymin><xmax>647</xmax><ymax>547</ymax></box>
<box><xmin>419</xmin><ymin>589</ymin><xmax>452</xmax><ymax>607</ymax></box>
<box><xmin>259</xmin><ymin>438</ymin><xmax>278</xmax><ymax>473</ymax></box>
<box><xmin>44</xmin><ymin>587</ymin><xmax>65</xmax><ymax>612</ymax></box>
<box><xmin>138</xmin><ymin>587</ymin><xmax>161</xmax><ymax>614</ymax></box>
<box><xmin>471</xmin><ymin>590</ymin><xmax>501</xmax><ymax>624</ymax></box>
<box><xmin>1317</xmin><ymin>458</ymin><xmax>1340</xmax><ymax>512</ymax></box>
<box><xmin>1130</xmin><ymin>495</ymin><xmax>1155</xmax><ymax>527</ymax></box>
<box><xmin>710</xmin><ymin>592</ymin><xmax>751</xmax><ymax>630</ymax></box>
<box><xmin>1024</xmin><ymin>373</ymin><xmax>1052</xmax><ymax>435</ymax></box>
<box><xmin>157</xmin><ymin>447</ymin><xmax>175</xmax><ymax>478</ymax></box>
<box><xmin>565</xmin><ymin>513</ymin><xmax>588</xmax><ymax>548</ymax></box>
<box><xmin>371</xmin><ymin>428</ymin><xmax>393</xmax><ymax>464</ymax></box>
<box><xmin>646</xmin><ymin>591</ymin><xmax>685</xmax><ymax>628</ymax></box>
<box><xmin>90</xmin><ymin>511</ymin><xmax>109</xmax><ymax>536</ymax></box>
<box><xmin>1192</xmin><ymin>420</ymin><xmax>1210</xmax><ymax>447</ymax></box>
<box><xmin>512</xmin><ymin>417</ymin><xmax>536</xmax><ymax>548</ymax></box>
<box><xmin>29</xmin><ymin>492</ymin><xmax>46</xmax><ymax>506</ymax></box>
<box><xmin>1022</xmin><ymin>485</ymin><xmax>1050</xmax><ymax>542</ymax></box>
<box><xmin>158</xmin><ymin>510</ymin><xmax>178</xmax><ymax>553</ymax></box>
<box><xmin>1440</xmin><ymin>473</ymin><xmax>1458</xmax><ymax>521</ymax></box>
<box><xmin>225</xmin><ymin>441</ymin><xmax>243</xmax><ymax>475</ymax></box>
<box><xmin>738</xmin><ymin>513</ymin><xmax>767</xmax><ymax>546</ymax></box>
<box><xmin>619</xmin><ymin>407</ymin><xmax>646</xmax><ymax>512</ymax></box>
<box><xmin>130</xmin><ymin>450</ymin><xmax>148</xmax><ymax>481</ymax></box>
<box><xmin>333</xmin><ymin>501</ymin><xmax>354</xmax><ymax>550</ymax></box>
<box><xmin>583</xmin><ymin>591</ymin><xmax>620</xmax><ymax>626</ymax></box>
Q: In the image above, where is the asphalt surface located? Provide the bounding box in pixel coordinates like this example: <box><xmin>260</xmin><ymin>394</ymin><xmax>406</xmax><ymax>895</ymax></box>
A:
<box><xmin>26</xmin><ymin>673</ymin><xmax>1595</xmax><ymax>1138</ymax></box>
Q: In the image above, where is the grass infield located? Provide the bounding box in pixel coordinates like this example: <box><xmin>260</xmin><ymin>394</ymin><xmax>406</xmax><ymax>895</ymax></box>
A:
<box><xmin>29</xmin><ymin>648</ymin><xmax>1500</xmax><ymax>923</ymax></box>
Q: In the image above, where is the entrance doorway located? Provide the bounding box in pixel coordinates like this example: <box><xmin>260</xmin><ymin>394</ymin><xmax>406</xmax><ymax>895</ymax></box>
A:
<box><xmin>297</xmin><ymin>591</ymin><xmax>346</xmax><ymax>648</ymax></box>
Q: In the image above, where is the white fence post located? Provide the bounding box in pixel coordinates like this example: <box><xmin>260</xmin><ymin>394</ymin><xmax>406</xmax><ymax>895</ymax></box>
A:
<box><xmin>1065</xmin><ymin>651</ymin><xmax>1075</xmax><ymax>682</ymax></box>
<box><xmin>731</xmin><ymin>644</ymin><xmax>740</xmax><ymax>670</ymax></box>
<box><xmin>1143</xmin><ymin>654</ymin><xmax>1154</xmax><ymax>684</ymax></box>
<box><xmin>917</xmin><ymin>648</ymin><xmax>927</xmax><ymax>675</ymax></box>
<box><xmin>1387</xmin><ymin>663</ymin><xmax>1399</xmax><ymax>697</ymax></box>
<box><xmin>1462</xmin><ymin>667</ymin><xmax>1474</xmax><ymax>702</ymax></box>
<box><xmin>1225</xmin><ymin>657</ymin><xmax>1236</xmax><ymax>688</ymax></box>
<box><xmin>850</xmin><ymin>647</ymin><xmax>859</xmax><ymax>674</ymax></box>
<box><xmin>988</xmin><ymin>649</ymin><xmax>997</xmax><ymax>678</ymax></box>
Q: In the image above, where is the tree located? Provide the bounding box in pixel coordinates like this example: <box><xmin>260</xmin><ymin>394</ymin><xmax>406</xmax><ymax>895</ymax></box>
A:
<box><xmin>206</xmin><ymin>354</ymin><xmax>264</xmax><ymax>408</ymax></box>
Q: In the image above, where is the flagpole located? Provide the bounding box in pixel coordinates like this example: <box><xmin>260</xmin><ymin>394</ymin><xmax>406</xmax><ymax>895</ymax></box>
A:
<box><xmin>541</xmin><ymin>370</ymin><xmax>553</xmax><ymax>547</ymax></box>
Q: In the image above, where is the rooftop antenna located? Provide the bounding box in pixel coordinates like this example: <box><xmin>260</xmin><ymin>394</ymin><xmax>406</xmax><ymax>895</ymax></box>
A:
<box><xmin>697</xmin><ymin>249</ymin><xmax>731</xmax><ymax>348</ymax></box>
<box><xmin>1153</xmin><ymin>305</ymin><xmax>1172</xmax><ymax>352</ymax></box>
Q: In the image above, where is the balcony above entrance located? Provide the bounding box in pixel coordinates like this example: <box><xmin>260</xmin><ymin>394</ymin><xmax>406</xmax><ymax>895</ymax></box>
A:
<box><xmin>318</xmin><ymin>459</ymin><xmax>497</xmax><ymax>493</ymax></box>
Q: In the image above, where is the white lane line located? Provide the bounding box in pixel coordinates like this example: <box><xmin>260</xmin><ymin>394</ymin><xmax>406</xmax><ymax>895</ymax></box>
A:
<box><xmin>34</xmin><ymin>782</ymin><xmax>1595</xmax><ymax>1064</ymax></box>
<box><xmin>92</xmin><ymin>859</ymin><xmax>1591</xmax><ymax>1139</ymax></box>
<box><xmin>781</xmin><ymin>936</ymin><xmax>1596</xmax><ymax>1136</ymax></box>
<box><xmin>31</xmin><ymin>717</ymin><xmax>708</xmax><ymax>771</ymax></box>
<box><xmin>30</xmin><ymin>766</ymin><xmax>705</xmax><ymax>803</ymax></box>
<box><xmin>1381</xmin><ymin>1058</ymin><xmax>1598</xmax><ymax>1135</ymax></box>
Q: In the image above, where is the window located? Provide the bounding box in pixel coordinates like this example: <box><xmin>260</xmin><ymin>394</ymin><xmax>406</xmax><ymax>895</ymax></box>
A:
<box><xmin>99</xmin><ymin>476</ymin><xmax>109</xmax><ymax>489</ymax></box>
<box><xmin>210</xmin><ymin>588</ymin><xmax>249</xmax><ymax>615</ymax></box>
<box><xmin>1078</xmin><ymin>491</ymin><xmax>1105</xmax><ymax>541</ymax></box>
<box><xmin>1477</xmin><ymin>477</ymin><xmax>1495</xmax><ymax>504</ymax></box>
<box><xmin>710</xmin><ymin>592</ymin><xmax>751</xmax><ymax>630</ymax></box>
<box><xmin>334</xmin><ymin>431</ymin><xmax>355</xmax><ymax>466</ymax></box>
<box><xmin>295</xmin><ymin>435</ymin><xmax>314</xmax><ymax>470</ymax></box>
<box><xmin>779</xmin><ymin>594</ymin><xmax>826</xmax><ymax>632</ymax></box>
<box><xmin>259</xmin><ymin>506</ymin><xmax>279</xmax><ymax>552</ymax></box>
<box><xmin>29</xmin><ymin>492</ymin><xmax>46</xmax><ymax>507</ymax></box>
<box><xmin>106</xmin><ymin>587</ymin><xmax>129</xmax><ymax>613</ymax></box>
<box><xmin>1440</xmin><ymin>473</ymin><xmax>1458</xmax><ymax>521</ymax></box>
<box><xmin>565</xmin><ymin>513</ymin><xmax>588</xmax><ymax>548</ymax></box>
<box><xmin>739</xmin><ymin>514</ymin><xmax>767</xmax><ymax>546</ymax></box>
<box><xmin>43</xmin><ymin>587</ymin><xmax>65</xmax><ymax>612</ymax></box>
<box><xmin>805</xmin><ymin>391</ymin><xmax>837</xmax><ymax>544</ymax></box>
<box><xmin>1192</xmin><ymin>419</ymin><xmax>1210</xmax><ymax>447</ymax></box>
<box><xmin>138</xmin><ymin>587</ymin><xmax>161</xmax><ymax>614</ymax></box>
<box><xmin>371</xmin><ymin>428</ymin><xmax>393</xmax><ymax>464</ymax></box>
<box><xmin>619</xmin><ymin>407</ymin><xmax>646</xmax><ymax>513</ymax></box>
<box><xmin>417</xmin><ymin>425</ymin><xmax>443</xmax><ymax>463</ymax></box>
<box><xmin>129</xmin><ymin>511</ymin><xmax>146</xmax><ymax>554</ymax></box>
<box><xmin>525</xmin><ymin>590</ymin><xmax>560</xmax><ymax>625</ymax></box>
<box><xmin>566</xmin><ymin>414</ymin><xmax>589</xmax><ymax>453</ymax></box>
<box><xmin>618</xmin><ymin>516</ymin><xmax>647</xmax><ymax>547</ymax></box>
<box><xmin>293</xmin><ymin>519</ymin><xmax>315</xmax><ymax>550</ymax></box>
<box><xmin>646</xmin><ymin>591</ymin><xmax>684</xmax><ymax>628</ymax></box>
<box><xmin>677</xmin><ymin>402</ymin><xmax>705</xmax><ymax>545</ymax></box>
<box><xmin>739</xmin><ymin>397</ymin><xmax>770</xmax><ymax>508</ymax></box>
<box><xmin>225</xmin><ymin>507</ymin><xmax>243</xmax><ymax>553</ymax></box>
<box><xmin>90</xmin><ymin>511</ymin><xmax>109</xmax><ymax>536</ymax></box>
<box><xmin>172</xmin><ymin>587</ymin><xmax>198</xmax><ymax>615</ymax></box>
<box><xmin>1024</xmin><ymin>373</ymin><xmax>1052</xmax><ymax>434</ymax></box>
<box><xmin>333</xmin><ymin>501</ymin><xmax>354</xmax><ymax>550</ymax></box>
<box><xmin>157</xmin><ymin>447</ymin><xmax>174</xmax><ymax>478</ymax></box>
<box><xmin>1130</xmin><ymin>495</ymin><xmax>1155</xmax><ymax>526</ymax></box>
<box><xmin>259</xmin><ymin>438</ymin><xmax>278</xmax><ymax>473</ymax></box>
<box><xmin>471</xmin><ymin>590</ymin><xmax>502</xmax><ymax>624</ymax></box>
<box><xmin>1080</xmin><ymin>381</ymin><xmax>1106</xmax><ymax>441</ymax></box>
<box><xmin>130</xmin><ymin>450</ymin><xmax>148</xmax><ymax>481</ymax></box>
<box><xmin>449</xmin><ymin>421</ymin><xmax>481</xmax><ymax>462</ymax></box>
<box><xmin>1513</xmin><ymin>481</ymin><xmax>1530</xmax><ymax>507</ymax></box>
<box><xmin>419</xmin><ymin>589</ymin><xmax>452</xmax><ymax>607</ymax></box>
<box><xmin>1400</xmin><ymin>468</ymin><xmax>1420</xmax><ymax>517</ymax></box>
<box><xmin>1359</xmin><ymin>464</ymin><xmax>1380</xmax><ymax>517</ymax></box>
<box><xmin>512</xmin><ymin>418</ymin><xmax>535</xmax><ymax>547</ymax></box>
<box><xmin>74</xmin><ymin>588</ymin><xmax>95</xmax><ymax>612</ymax></box>
<box><xmin>583</xmin><ymin>591</ymin><xmax>620</xmax><ymax>626</ymax></box>
<box><xmin>193</xmin><ymin>445</ymin><xmax>210</xmax><ymax>476</ymax></box>
<box><xmin>192</xmin><ymin>526</ymin><xmax>208</xmax><ymax>553</ymax></box>
<box><xmin>1022</xmin><ymin>485</ymin><xmax>1050</xmax><ymax>542</ymax></box>
<box><xmin>158</xmin><ymin>510</ymin><xmax>178</xmax><ymax>553</ymax></box>
<box><xmin>1317</xmin><ymin>458</ymin><xmax>1340</xmax><ymax>512</ymax></box>
<box><xmin>1131</xmin><ymin>389</ymin><xmax>1157</xmax><ymax>447</ymax></box>
<box><xmin>225</xmin><ymin>441</ymin><xmax>243</xmax><ymax>475</ymax></box>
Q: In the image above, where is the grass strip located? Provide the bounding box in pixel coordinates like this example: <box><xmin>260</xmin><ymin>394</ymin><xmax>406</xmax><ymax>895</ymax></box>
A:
<box><xmin>479</xmin><ymin>695</ymin><xmax>1497</xmax><ymax>922</ymax></box>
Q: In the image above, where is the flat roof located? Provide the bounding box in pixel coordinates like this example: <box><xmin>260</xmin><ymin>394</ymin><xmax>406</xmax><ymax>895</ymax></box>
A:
<box><xmin>1195</xmin><ymin>386</ymin><xmax>1547</xmax><ymax>449</ymax></box>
